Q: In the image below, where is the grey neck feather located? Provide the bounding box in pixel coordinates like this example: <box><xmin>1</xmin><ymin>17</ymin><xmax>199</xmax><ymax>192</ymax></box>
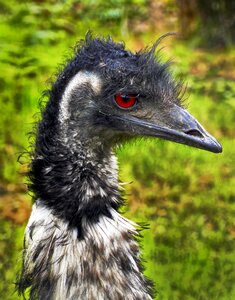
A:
<box><xmin>23</xmin><ymin>148</ymin><xmax>153</xmax><ymax>299</ymax></box>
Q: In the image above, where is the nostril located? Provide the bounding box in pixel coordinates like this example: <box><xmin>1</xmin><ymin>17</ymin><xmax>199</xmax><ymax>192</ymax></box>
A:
<box><xmin>185</xmin><ymin>129</ymin><xmax>204</xmax><ymax>138</ymax></box>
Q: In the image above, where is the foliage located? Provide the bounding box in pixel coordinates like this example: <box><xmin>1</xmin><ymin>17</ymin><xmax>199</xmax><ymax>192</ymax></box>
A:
<box><xmin>177</xmin><ymin>0</ymin><xmax>235</xmax><ymax>48</ymax></box>
<box><xmin>0</xmin><ymin>1</ymin><xmax>234</xmax><ymax>299</ymax></box>
<box><xmin>0</xmin><ymin>220</ymin><xmax>25</xmax><ymax>300</ymax></box>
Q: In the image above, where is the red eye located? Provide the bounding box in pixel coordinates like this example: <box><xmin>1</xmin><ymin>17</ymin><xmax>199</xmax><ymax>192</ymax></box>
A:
<box><xmin>114</xmin><ymin>94</ymin><xmax>137</xmax><ymax>109</ymax></box>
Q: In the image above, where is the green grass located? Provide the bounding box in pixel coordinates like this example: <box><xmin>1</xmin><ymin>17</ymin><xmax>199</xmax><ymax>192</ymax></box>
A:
<box><xmin>0</xmin><ymin>1</ymin><xmax>235</xmax><ymax>299</ymax></box>
<box><xmin>119</xmin><ymin>138</ymin><xmax>235</xmax><ymax>299</ymax></box>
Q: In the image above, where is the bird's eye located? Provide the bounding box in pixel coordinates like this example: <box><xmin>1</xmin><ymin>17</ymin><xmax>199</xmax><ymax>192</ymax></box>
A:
<box><xmin>114</xmin><ymin>94</ymin><xmax>137</xmax><ymax>109</ymax></box>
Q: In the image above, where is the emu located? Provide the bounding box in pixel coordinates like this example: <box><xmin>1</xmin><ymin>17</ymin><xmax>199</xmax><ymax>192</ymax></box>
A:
<box><xmin>18</xmin><ymin>35</ymin><xmax>222</xmax><ymax>300</ymax></box>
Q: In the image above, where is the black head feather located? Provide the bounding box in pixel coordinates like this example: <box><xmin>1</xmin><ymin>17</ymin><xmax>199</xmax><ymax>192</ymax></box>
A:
<box><xmin>41</xmin><ymin>34</ymin><xmax>182</xmax><ymax>143</ymax></box>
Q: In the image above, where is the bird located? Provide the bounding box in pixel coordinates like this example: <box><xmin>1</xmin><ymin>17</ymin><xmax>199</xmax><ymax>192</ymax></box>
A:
<box><xmin>17</xmin><ymin>34</ymin><xmax>222</xmax><ymax>300</ymax></box>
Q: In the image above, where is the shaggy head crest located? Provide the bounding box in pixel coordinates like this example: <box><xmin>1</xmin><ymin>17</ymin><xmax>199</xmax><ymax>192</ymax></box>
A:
<box><xmin>40</xmin><ymin>33</ymin><xmax>185</xmax><ymax>148</ymax></box>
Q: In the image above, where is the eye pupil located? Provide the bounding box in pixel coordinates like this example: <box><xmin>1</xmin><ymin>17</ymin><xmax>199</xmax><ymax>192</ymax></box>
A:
<box><xmin>114</xmin><ymin>94</ymin><xmax>137</xmax><ymax>109</ymax></box>
<box><xmin>122</xmin><ymin>95</ymin><xmax>130</xmax><ymax>102</ymax></box>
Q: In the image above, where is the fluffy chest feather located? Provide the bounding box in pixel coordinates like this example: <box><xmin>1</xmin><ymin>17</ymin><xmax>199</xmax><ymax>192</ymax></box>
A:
<box><xmin>23</xmin><ymin>203</ymin><xmax>152</xmax><ymax>300</ymax></box>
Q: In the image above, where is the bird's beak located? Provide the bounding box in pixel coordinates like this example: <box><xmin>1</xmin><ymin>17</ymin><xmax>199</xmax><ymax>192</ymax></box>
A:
<box><xmin>112</xmin><ymin>104</ymin><xmax>222</xmax><ymax>153</ymax></box>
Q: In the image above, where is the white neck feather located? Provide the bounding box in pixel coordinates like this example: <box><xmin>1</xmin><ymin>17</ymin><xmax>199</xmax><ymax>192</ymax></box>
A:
<box><xmin>24</xmin><ymin>202</ymin><xmax>152</xmax><ymax>300</ymax></box>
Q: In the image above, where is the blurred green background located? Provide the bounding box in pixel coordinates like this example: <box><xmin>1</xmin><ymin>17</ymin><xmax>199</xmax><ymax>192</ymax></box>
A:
<box><xmin>0</xmin><ymin>1</ymin><xmax>234</xmax><ymax>299</ymax></box>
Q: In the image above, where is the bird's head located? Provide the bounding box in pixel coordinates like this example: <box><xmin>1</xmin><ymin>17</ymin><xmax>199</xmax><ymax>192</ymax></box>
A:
<box><xmin>50</xmin><ymin>34</ymin><xmax>222</xmax><ymax>153</ymax></box>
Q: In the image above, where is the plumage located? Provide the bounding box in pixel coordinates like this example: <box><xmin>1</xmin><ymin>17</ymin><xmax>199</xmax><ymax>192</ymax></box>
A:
<box><xmin>17</xmin><ymin>34</ymin><xmax>222</xmax><ymax>300</ymax></box>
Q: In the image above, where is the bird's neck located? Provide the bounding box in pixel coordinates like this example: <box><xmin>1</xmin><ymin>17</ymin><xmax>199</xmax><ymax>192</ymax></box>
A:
<box><xmin>19</xmin><ymin>136</ymin><xmax>153</xmax><ymax>299</ymax></box>
<box><xmin>30</xmin><ymin>135</ymin><xmax>122</xmax><ymax>236</ymax></box>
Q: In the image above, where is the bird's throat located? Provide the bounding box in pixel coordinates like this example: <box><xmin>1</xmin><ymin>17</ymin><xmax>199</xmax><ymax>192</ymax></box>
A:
<box><xmin>30</xmin><ymin>137</ymin><xmax>122</xmax><ymax>236</ymax></box>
